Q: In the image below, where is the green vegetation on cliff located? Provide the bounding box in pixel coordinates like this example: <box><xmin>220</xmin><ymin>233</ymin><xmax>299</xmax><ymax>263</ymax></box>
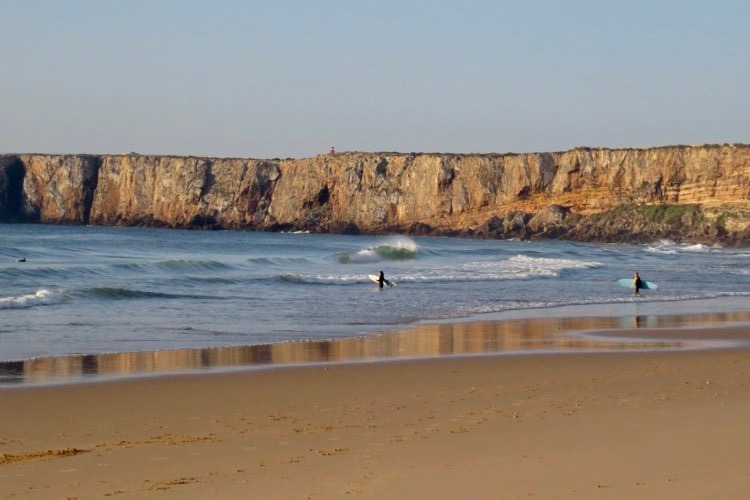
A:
<box><xmin>568</xmin><ymin>204</ymin><xmax>726</xmax><ymax>243</ymax></box>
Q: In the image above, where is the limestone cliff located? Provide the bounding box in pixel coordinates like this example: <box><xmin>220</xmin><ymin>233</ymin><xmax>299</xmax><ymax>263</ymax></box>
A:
<box><xmin>1</xmin><ymin>145</ymin><xmax>749</xmax><ymax>244</ymax></box>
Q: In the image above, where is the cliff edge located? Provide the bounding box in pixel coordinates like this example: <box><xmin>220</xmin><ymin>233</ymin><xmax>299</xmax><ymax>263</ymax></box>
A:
<box><xmin>1</xmin><ymin>145</ymin><xmax>749</xmax><ymax>244</ymax></box>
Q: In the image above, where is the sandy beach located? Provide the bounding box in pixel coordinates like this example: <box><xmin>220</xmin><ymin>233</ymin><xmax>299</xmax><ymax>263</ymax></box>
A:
<box><xmin>2</xmin><ymin>318</ymin><xmax>750</xmax><ymax>499</ymax></box>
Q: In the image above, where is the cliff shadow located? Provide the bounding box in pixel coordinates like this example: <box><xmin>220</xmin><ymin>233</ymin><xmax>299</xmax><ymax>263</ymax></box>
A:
<box><xmin>81</xmin><ymin>155</ymin><xmax>102</xmax><ymax>225</ymax></box>
<box><xmin>0</xmin><ymin>156</ymin><xmax>32</xmax><ymax>222</ymax></box>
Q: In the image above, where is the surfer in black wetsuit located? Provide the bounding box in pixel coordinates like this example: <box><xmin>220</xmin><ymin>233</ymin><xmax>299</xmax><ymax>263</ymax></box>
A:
<box><xmin>378</xmin><ymin>270</ymin><xmax>385</xmax><ymax>289</ymax></box>
<box><xmin>633</xmin><ymin>271</ymin><xmax>642</xmax><ymax>296</ymax></box>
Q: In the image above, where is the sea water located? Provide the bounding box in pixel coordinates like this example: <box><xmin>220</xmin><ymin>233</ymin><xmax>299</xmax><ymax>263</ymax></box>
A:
<box><xmin>1</xmin><ymin>224</ymin><xmax>749</xmax><ymax>366</ymax></box>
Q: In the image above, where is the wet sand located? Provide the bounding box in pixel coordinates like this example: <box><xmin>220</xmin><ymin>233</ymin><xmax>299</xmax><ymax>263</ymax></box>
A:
<box><xmin>2</xmin><ymin>317</ymin><xmax>750</xmax><ymax>498</ymax></box>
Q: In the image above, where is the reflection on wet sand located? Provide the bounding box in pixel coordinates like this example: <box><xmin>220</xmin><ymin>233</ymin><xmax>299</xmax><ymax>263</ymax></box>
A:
<box><xmin>3</xmin><ymin>311</ymin><xmax>750</xmax><ymax>385</ymax></box>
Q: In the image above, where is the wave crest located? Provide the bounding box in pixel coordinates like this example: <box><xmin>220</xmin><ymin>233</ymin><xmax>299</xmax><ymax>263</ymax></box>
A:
<box><xmin>114</xmin><ymin>259</ymin><xmax>235</xmax><ymax>274</ymax></box>
<box><xmin>0</xmin><ymin>289</ymin><xmax>65</xmax><ymax>309</ymax></box>
<box><xmin>75</xmin><ymin>287</ymin><xmax>215</xmax><ymax>300</ymax></box>
<box><xmin>507</xmin><ymin>255</ymin><xmax>602</xmax><ymax>276</ymax></box>
<box><xmin>279</xmin><ymin>273</ymin><xmax>364</xmax><ymax>285</ymax></box>
<box><xmin>337</xmin><ymin>237</ymin><xmax>419</xmax><ymax>263</ymax></box>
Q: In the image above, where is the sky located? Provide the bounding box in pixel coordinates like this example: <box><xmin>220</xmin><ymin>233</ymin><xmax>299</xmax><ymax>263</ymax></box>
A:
<box><xmin>1</xmin><ymin>0</ymin><xmax>748</xmax><ymax>158</ymax></box>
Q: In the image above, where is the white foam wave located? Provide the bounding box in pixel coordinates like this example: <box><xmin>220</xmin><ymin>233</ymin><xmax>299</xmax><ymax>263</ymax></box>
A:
<box><xmin>646</xmin><ymin>246</ymin><xmax>678</xmax><ymax>255</ymax></box>
<box><xmin>306</xmin><ymin>275</ymin><xmax>364</xmax><ymax>285</ymax></box>
<box><xmin>345</xmin><ymin>248</ymin><xmax>381</xmax><ymax>264</ymax></box>
<box><xmin>507</xmin><ymin>255</ymin><xmax>603</xmax><ymax>275</ymax></box>
<box><xmin>0</xmin><ymin>289</ymin><xmax>65</xmax><ymax>309</ymax></box>
<box><xmin>393</xmin><ymin>255</ymin><xmax>602</xmax><ymax>283</ymax></box>
<box><xmin>682</xmin><ymin>243</ymin><xmax>710</xmax><ymax>252</ymax></box>
<box><xmin>646</xmin><ymin>240</ymin><xmax>715</xmax><ymax>255</ymax></box>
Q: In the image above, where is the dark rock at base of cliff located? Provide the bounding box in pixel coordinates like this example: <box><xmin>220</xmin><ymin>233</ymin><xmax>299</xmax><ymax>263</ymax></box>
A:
<box><xmin>565</xmin><ymin>204</ymin><xmax>739</xmax><ymax>244</ymax></box>
<box><xmin>485</xmin><ymin>216</ymin><xmax>503</xmax><ymax>233</ymax></box>
<box><xmin>407</xmin><ymin>222</ymin><xmax>437</xmax><ymax>236</ymax></box>
<box><xmin>326</xmin><ymin>221</ymin><xmax>360</xmax><ymax>235</ymax></box>
<box><xmin>528</xmin><ymin>205</ymin><xmax>570</xmax><ymax>234</ymax></box>
<box><xmin>502</xmin><ymin>212</ymin><xmax>531</xmax><ymax>239</ymax></box>
<box><xmin>732</xmin><ymin>226</ymin><xmax>750</xmax><ymax>245</ymax></box>
<box><xmin>266</xmin><ymin>222</ymin><xmax>295</xmax><ymax>232</ymax></box>
<box><xmin>189</xmin><ymin>214</ymin><xmax>224</xmax><ymax>230</ymax></box>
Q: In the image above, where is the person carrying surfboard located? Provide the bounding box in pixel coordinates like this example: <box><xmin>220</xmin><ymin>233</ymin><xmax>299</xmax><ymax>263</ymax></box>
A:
<box><xmin>368</xmin><ymin>272</ymin><xmax>395</xmax><ymax>288</ymax></box>
<box><xmin>633</xmin><ymin>271</ymin><xmax>642</xmax><ymax>296</ymax></box>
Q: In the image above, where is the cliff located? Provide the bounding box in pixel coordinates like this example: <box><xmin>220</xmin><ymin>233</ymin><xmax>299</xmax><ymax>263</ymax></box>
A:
<box><xmin>1</xmin><ymin>145</ymin><xmax>749</xmax><ymax>244</ymax></box>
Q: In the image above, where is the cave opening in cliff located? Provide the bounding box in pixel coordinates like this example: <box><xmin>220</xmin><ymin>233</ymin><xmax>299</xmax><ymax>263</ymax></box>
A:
<box><xmin>303</xmin><ymin>186</ymin><xmax>331</xmax><ymax>209</ymax></box>
<box><xmin>317</xmin><ymin>186</ymin><xmax>330</xmax><ymax>205</ymax></box>
<box><xmin>0</xmin><ymin>158</ymin><xmax>26</xmax><ymax>221</ymax></box>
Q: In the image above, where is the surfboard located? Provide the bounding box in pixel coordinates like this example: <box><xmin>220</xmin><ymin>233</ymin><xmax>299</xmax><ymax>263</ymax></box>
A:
<box><xmin>368</xmin><ymin>274</ymin><xmax>396</xmax><ymax>287</ymax></box>
<box><xmin>617</xmin><ymin>278</ymin><xmax>658</xmax><ymax>290</ymax></box>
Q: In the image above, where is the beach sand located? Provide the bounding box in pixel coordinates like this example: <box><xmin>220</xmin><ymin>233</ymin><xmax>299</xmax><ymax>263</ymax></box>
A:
<box><xmin>2</xmin><ymin>320</ymin><xmax>750</xmax><ymax>499</ymax></box>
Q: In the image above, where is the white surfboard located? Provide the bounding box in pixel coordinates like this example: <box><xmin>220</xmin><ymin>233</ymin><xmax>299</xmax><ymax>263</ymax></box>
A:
<box><xmin>368</xmin><ymin>274</ymin><xmax>396</xmax><ymax>287</ymax></box>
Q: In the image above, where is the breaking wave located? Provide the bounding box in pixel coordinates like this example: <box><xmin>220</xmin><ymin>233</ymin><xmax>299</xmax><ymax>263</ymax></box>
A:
<box><xmin>0</xmin><ymin>289</ymin><xmax>65</xmax><ymax>309</ymax></box>
<box><xmin>336</xmin><ymin>238</ymin><xmax>420</xmax><ymax>263</ymax></box>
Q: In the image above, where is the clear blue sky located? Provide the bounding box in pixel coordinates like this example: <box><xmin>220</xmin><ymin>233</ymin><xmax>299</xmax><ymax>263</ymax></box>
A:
<box><xmin>1</xmin><ymin>0</ymin><xmax>748</xmax><ymax>158</ymax></box>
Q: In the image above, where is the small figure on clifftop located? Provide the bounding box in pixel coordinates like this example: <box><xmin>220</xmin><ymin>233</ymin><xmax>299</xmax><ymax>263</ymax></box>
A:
<box><xmin>330</xmin><ymin>146</ymin><xmax>335</xmax><ymax>154</ymax></box>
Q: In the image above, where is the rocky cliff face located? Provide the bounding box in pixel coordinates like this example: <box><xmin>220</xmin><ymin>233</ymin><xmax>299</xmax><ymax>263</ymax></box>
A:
<box><xmin>1</xmin><ymin>145</ymin><xmax>749</xmax><ymax>244</ymax></box>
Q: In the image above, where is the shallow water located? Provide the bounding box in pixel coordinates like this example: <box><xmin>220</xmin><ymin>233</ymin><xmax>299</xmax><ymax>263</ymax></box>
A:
<box><xmin>3</xmin><ymin>311</ymin><xmax>750</xmax><ymax>386</ymax></box>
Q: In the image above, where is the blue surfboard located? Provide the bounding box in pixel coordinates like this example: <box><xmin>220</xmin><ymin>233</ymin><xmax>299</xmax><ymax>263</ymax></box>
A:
<box><xmin>617</xmin><ymin>278</ymin><xmax>658</xmax><ymax>290</ymax></box>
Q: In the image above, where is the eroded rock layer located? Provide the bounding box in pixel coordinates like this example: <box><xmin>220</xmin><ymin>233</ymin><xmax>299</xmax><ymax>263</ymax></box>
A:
<box><xmin>1</xmin><ymin>145</ymin><xmax>749</xmax><ymax>244</ymax></box>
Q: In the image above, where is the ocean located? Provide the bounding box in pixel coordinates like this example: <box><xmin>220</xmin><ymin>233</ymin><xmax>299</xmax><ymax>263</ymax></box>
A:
<box><xmin>1</xmin><ymin>224</ymin><xmax>749</xmax><ymax>383</ymax></box>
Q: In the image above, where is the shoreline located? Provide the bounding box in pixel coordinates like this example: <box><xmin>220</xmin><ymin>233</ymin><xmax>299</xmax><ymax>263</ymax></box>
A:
<box><xmin>2</xmin><ymin>309</ymin><xmax>750</xmax><ymax>387</ymax></box>
<box><xmin>1</xmin><ymin>315</ymin><xmax>750</xmax><ymax>497</ymax></box>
